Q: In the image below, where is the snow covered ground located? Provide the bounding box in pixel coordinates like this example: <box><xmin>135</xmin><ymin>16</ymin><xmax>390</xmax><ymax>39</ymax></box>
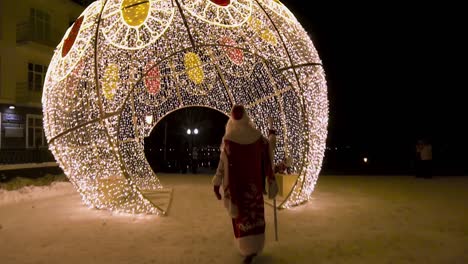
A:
<box><xmin>1</xmin><ymin>174</ymin><xmax>467</xmax><ymax>264</ymax></box>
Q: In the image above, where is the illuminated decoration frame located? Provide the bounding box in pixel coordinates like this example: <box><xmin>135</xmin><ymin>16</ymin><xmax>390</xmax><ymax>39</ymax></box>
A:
<box><xmin>43</xmin><ymin>0</ymin><xmax>328</xmax><ymax>215</ymax></box>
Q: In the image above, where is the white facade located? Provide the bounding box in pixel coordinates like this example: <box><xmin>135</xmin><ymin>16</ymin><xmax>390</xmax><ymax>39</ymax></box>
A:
<box><xmin>0</xmin><ymin>0</ymin><xmax>84</xmax><ymax>152</ymax></box>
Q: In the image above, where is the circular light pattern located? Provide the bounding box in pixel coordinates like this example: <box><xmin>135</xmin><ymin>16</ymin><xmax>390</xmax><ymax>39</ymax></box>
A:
<box><xmin>43</xmin><ymin>0</ymin><xmax>328</xmax><ymax>215</ymax></box>
<box><xmin>100</xmin><ymin>0</ymin><xmax>175</xmax><ymax>50</ymax></box>
<box><xmin>182</xmin><ymin>0</ymin><xmax>252</xmax><ymax>28</ymax></box>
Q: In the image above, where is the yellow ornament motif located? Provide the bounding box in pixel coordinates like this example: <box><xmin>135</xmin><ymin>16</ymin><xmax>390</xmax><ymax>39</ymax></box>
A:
<box><xmin>251</xmin><ymin>17</ymin><xmax>263</xmax><ymax>32</ymax></box>
<box><xmin>102</xmin><ymin>64</ymin><xmax>119</xmax><ymax>99</ymax></box>
<box><xmin>121</xmin><ymin>0</ymin><xmax>150</xmax><ymax>27</ymax></box>
<box><xmin>251</xmin><ymin>18</ymin><xmax>278</xmax><ymax>46</ymax></box>
<box><xmin>184</xmin><ymin>52</ymin><xmax>204</xmax><ymax>85</ymax></box>
<box><xmin>260</xmin><ymin>29</ymin><xmax>278</xmax><ymax>46</ymax></box>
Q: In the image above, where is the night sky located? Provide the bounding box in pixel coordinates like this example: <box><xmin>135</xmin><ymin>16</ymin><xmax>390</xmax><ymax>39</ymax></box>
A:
<box><xmin>282</xmin><ymin>1</ymin><xmax>464</xmax><ymax>152</ymax></box>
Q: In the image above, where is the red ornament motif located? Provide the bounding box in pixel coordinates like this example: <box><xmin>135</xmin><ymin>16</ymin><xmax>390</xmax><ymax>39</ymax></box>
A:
<box><xmin>62</xmin><ymin>16</ymin><xmax>84</xmax><ymax>58</ymax></box>
<box><xmin>209</xmin><ymin>0</ymin><xmax>230</xmax><ymax>6</ymax></box>
<box><xmin>66</xmin><ymin>59</ymin><xmax>85</xmax><ymax>91</ymax></box>
<box><xmin>218</xmin><ymin>37</ymin><xmax>244</xmax><ymax>66</ymax></box>
<box><xmin>144</xmin><ymin>65</ymin><xmax>161</xmax><ymax>95</ymax></box>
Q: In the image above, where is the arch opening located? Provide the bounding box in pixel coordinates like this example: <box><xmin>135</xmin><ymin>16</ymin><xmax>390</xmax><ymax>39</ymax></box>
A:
<box><xmin>116</xmin><ymin>53</ymin><xmax>304</xmax><ymax>213</ymax></box>
<box><xmin>144</xmin><ymin>106</ymin><xmax>228</xmax><ymax>174</ymax></box>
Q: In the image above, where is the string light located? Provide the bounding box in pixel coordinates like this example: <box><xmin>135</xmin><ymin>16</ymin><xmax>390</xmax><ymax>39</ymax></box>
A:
<box><xmin>43</xmin><ymin>0</ymin><xmax>328</xmax><ymax>214</ymax></box>
<box><xmin>145</xmin><ymin>115</ymin><xmax>153</xmax><ymax>124</ymax></box>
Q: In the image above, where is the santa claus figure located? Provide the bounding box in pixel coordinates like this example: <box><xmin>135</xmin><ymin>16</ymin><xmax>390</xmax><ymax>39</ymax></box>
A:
<box><xmin>212</xmin><ymin>104</ymin><xmax>277</xmax><ymax>263</ymax></box>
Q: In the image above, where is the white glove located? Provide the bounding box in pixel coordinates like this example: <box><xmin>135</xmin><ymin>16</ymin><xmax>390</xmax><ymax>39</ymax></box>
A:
<box><xmin>268</xmin><ymin>181</ymin><xmax>278</xmax><ymax>199</ymax></box>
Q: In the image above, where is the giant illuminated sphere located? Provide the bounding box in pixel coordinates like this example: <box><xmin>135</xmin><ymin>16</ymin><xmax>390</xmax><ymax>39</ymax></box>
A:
<box><xmin>42</xmin><ymin>0</ymin><xmax>328</xmax><ymax>215</ymax></box>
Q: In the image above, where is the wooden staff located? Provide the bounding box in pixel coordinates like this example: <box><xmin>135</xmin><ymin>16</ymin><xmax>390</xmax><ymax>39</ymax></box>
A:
<box><xmin>268</xmin><ymin>117</ymin><xmax>278</xmax><ymax>242</ymax></box>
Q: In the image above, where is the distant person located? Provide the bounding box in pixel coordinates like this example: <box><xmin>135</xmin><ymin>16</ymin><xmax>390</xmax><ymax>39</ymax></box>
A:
<box><xmin>212</xmin><ymin>105</ymin><xmax>277</xmax><ymax>263</ymax></box>
<box><xmin>181</xmin><ymin>142</ymin><xmax>190</xmax><ymax>173</ymax></box>
<box><xmin>192</xmin><ymin>147</ymin><xmax>198</xmax><ymax>174</ymax></box>
<box><xmin>275</xmin><ymin>156</ymin><xmax>292</xmax><ymax>174</ymax></box>
<box><xmin>416</xmin><ymin>138</ymin><xmax>433</xmax><ymax>178</ymax></box>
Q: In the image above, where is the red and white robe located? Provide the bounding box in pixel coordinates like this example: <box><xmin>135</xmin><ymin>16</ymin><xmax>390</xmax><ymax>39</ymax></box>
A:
<box><xmin>213</xmin><ymin>137</ymin><xmax>275</xmax><ymax>256</ymax></box>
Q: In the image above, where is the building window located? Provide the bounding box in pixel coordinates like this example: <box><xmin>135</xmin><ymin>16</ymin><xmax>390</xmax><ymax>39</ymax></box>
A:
<box><xmin>0</xmin><ymin>1</ymin><xmax>3</xmax><ymax>40</ymax></box>
<box><xmin>30</xmin><ymin>8</ymin><xmax>51</xmax><ymax>41</ymax></box>
<box><xmin>28</xmin><ymin>63</ymin><xmax>47</xmax><ymax>91</ymax></box>
<box><xmin>26</xmin><ymin>114</ymin><xmax>45</xmax><ymax>148</ymax></box>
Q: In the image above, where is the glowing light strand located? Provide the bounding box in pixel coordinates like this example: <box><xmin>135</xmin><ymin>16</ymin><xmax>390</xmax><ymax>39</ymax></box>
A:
<box><xmin>42</xmin><ymin>0</ymin><xmax>328</xmax><ymax>214</ymax></box>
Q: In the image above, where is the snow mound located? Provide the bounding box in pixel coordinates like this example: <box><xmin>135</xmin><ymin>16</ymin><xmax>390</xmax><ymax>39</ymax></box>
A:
<box><xmin>0</xmin><ymin>182</ymin><xmax>74</xmax><ymax>206</ymax></box>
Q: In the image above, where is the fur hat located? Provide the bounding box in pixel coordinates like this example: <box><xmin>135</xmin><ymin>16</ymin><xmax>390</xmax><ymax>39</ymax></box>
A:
<box><xmin>223</xmin><ymin>104</ymin><xmax>261</xmax><ymax>145</ymax></box>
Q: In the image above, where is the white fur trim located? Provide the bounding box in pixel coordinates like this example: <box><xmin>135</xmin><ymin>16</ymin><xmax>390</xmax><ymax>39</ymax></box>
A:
<box><xmin>236</xmin><ymin>234</ymin><xmax>265</xmax><ymax>256</ymax></box>
<box><xmin>223</xmin><ymin>112</ymin><xmax>261</xmax><ymax>144</ymax></box>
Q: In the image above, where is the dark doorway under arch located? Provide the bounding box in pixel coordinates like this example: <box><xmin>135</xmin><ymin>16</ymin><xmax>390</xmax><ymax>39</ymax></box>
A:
<box><xmin>144</xmin><ymin>106</ymin><xmax>229</xmax><ymax>174</ymax></box>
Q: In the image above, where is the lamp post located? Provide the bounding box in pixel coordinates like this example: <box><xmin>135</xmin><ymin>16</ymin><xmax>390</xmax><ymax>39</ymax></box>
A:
<box><xmin>187</xmin><ymin>128</ymin><xmax>199</xmax><ymax>173</ymax></box>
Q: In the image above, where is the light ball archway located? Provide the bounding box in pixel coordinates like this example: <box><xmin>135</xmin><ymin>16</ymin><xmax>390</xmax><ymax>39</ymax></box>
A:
<box><xmin>43</xmin><ymin>0</ymin><xmax>328</xmax><ymax>215</ymax></box>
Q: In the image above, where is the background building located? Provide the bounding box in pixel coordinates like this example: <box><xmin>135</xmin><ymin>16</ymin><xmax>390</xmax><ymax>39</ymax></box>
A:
<box><xmin>0</xmin><ymin>0</ymin><xmax>85</xmax><ymax>163</ymax></box>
